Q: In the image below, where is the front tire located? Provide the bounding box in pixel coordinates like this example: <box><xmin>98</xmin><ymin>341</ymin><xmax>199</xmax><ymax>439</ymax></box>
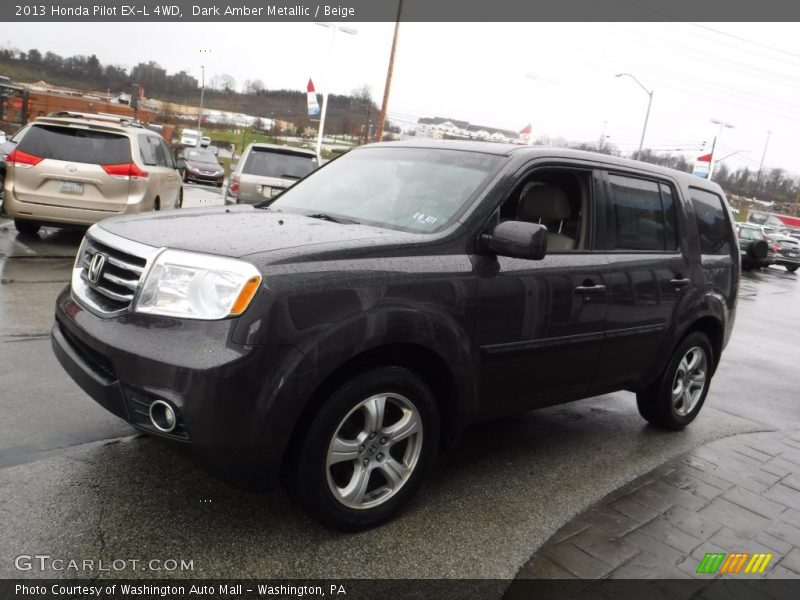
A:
<box><xmin>787</xmin><ymin>265</ymin><xmax>798</xmax><ymax>273</ymax></box>
<box><xmin>636</xmin><ymin>332</ymin><xmax>713</xmax><ymax>430</ymax></box>
<box><xmin>288</xmin><ymin>366</ymin><xmax>439</xmax><ymax>531</ymax></box>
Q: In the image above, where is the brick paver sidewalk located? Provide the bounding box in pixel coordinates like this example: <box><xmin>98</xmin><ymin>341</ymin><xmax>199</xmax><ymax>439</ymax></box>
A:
<box><xmin>518</xmin><ymin>431</ymin><xmax>800</xmax><ymax>579</ymax></box>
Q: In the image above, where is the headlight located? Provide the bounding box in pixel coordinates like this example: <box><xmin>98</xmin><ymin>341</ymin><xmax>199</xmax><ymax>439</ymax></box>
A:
<box><xmin>135</xmin><ymin>250</ymin><xmax>262</xmax><ymax>319</ymax></box>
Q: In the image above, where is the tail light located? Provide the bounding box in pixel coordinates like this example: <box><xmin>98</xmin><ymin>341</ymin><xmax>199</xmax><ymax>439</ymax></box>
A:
<box><xmin>102</xmin><ymin>163</ymin><xmax>149</xmax><ymax>180</ymax></box>
<box><xmin>6</xmin><ymin>149</ymin><xmax>43</xmax><ymax>168</ymax></box>
<box><xmin>229</xmin><ymin>174</ymin><xmax>240</xmax><ymax>197</ymax></box>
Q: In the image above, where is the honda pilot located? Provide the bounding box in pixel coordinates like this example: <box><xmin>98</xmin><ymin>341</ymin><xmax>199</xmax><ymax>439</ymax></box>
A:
<box><xmin>52</xmin><ymin>142</ymin><xmax>739</xmax><ymax>530</ymax></box>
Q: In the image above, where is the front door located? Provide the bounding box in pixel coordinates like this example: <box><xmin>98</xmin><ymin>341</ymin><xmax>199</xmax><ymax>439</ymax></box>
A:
<box><xmin>473</xmin><ymin>166</ymin><xmax>608</xmax><ymax>418</ymax></box>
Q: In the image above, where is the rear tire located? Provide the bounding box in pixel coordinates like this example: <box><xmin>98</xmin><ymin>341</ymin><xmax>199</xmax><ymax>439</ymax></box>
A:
<box><xmin>176</xmin><ymin>190</ymin><xmax>183</xmax><ymax>209</ymax></box>
<box><xmin>14</xmin><ymin>219</ymin><xmax>40</xmax><ymax>236</ymax></box>
<box><xmin>153</xmin><ymin>197</ymin><xmax>160</xmax><ymax>211</ymax></box>
<box><xmin>787</xmin><ymin>265</ymin><xmax>798</xmax><ymax>273</ymax></box>
<box><xmin>287</xmin><ymin>366</ymin><xmax>439</xmax><ymax>531</ymax></box>
<box><xmin>636</xmin><ymin>331</ymin><xmax>714</xmax><ymax>430</ymax></box>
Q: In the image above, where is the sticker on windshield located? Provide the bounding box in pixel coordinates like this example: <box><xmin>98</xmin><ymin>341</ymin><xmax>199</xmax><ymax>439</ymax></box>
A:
<box><xmin>413</xmin><ymin>212</ymin><xmax>438</xmax><ymax>226</ymax></box>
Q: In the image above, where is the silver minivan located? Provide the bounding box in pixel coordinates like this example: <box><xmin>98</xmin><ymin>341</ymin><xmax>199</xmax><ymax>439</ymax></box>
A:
<box><xmin>225</xmin><ymin>143</ymin><xmax>318</xmax><ymax>205</ymax></box>
<box><xmin>3</xmin><ymin>112</ymin><xmax>184</xmax><ymax>235</ymax></box>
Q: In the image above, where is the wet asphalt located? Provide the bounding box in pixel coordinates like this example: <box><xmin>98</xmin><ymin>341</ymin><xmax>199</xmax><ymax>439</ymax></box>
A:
<box><xmin>1</xmin><ymin>188</ymin><xmax>798</xmax><ymax>581</ymax></box>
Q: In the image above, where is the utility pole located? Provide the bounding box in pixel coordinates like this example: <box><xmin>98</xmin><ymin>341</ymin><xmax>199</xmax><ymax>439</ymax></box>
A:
<box><xmin>197</xmin><ymin>65</ymin><xmax>205</xmax><ymax>132</ymax></box>
<box><xmin>375</xmin><ymin>0</ymin><xmax>403</xmax><ymax>143</ymax></box>
<box><xmin>754</xmin><ymin>130</ymin><xmax>773</xmax><ymax>193</ymax></box>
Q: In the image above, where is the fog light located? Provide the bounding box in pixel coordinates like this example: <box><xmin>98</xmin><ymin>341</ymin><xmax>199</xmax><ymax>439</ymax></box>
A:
<box><xmin>149</xmin><ymin>400</ymin><xmax>177</xmax><ymax>433</ymax></box>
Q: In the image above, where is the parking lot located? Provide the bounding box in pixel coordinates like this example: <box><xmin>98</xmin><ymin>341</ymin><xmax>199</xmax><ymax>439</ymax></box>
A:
<box><xmin>1</xmin><ymin>183</ymin><xmax>799</xmax><ymax>581</ymax></box>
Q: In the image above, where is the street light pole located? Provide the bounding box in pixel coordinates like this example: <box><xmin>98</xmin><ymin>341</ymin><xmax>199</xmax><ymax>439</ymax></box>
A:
<box><xmin>755</xmin><ymin>130</ymin><xmax>773</xmax><ymax>192</ymax></box>
<box><xmin>709</xmin><ymin>118</ymin><xmax>735</xmax><ymax>181</ymax></box>
<box><xmin>615</xmin><ymin>73</ymin><xmax>653</xmax><ymax>159</ymax></box>
<box><xmin>314</xmin><ymin>23</ymin><xmax>358</xmax><ymax>161</ymax></box>
<box><xmin>197</xmin><ymin>65</ymin><xmax>205</xmax><ymax>133</ymax></box>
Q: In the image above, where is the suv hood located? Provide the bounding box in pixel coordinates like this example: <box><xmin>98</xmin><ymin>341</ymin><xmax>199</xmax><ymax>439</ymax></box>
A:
<box><xmin>97</xmin><ymin>205</ymin><xmax>412</xmax><ymax>259</ymax></box>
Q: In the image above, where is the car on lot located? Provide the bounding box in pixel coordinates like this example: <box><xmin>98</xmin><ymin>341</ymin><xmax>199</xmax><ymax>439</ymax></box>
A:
<box><xmin>737</xmin><ymin>223</ymin><xmax>772</xmax><ymax>270</ymax></box>
<box><xmin>0</xmin><ymin>130</ymin><xmax>6</xmax><ymax>144</ymax></box>
<box><xmin>225</xmin><ymin>143</ymin><xmax>318</xmax><ymax>204</ymax></box>
<box><xmin>52</xmin><ymin>142</ymin><xmax>738</xmax><ymax>530</ymax></box>
<box><xmin>0</xmin><ymin>124</ymin><xmax>29</xmax><ymax>208</ymax></box>
<box><xmin>201</xmin><ymin>136</ymin><xmax>211</xmax><ymax>148</ymax></box>
<box><xmin>767</xmin><ymin>233</ymin><xmax>800</xmax><ymax>272</ymax></box>
<box><xmin>179</xmin><ymin>148</ymin><xmax>225</xmax><ymax>187</ymax></box>
<box><xmin>3</xmin><ymin>112</ymin><xmax>185</xmax><ymax>235</ymax></box>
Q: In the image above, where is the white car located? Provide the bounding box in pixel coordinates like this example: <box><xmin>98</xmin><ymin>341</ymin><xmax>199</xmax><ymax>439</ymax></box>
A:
<box><xmin>180</xmin><ymin>129</ymin><xmax>200</xmax><ymax>147</ymax></box>
<box><xmin>200</xmin><ymin>136</ymin><xmax>211</xmax><ymax>147</ymax></box>
<box><xmin>0</xmin><ymin>130</ymin><xmax>6</xmax><ymax>144</ymax></box>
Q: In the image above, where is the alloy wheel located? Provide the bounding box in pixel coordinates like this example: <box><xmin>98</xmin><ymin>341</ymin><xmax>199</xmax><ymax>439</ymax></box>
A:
<box><xmin>671</xmin><ymin>346</ymin><xmax>707</xmax><ymax>416</ymax></box>
<box><xmin>325</xmin><ymin>393</ymin><xmax>423</xmax><ymax>510</ymax></box>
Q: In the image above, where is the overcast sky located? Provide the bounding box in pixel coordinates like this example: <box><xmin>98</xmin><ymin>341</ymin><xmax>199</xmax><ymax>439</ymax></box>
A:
<box><xmin>3</xmin><ymin>22</ymin><xmax>800</xmax><ymax>175</ymax></box>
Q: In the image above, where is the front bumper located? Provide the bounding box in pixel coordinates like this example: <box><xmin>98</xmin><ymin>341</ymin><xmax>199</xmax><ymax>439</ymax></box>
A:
<box><xmin>52</xmin><ymin>286</ymin><xmax>306</xmax><ymax>490</ymax></box>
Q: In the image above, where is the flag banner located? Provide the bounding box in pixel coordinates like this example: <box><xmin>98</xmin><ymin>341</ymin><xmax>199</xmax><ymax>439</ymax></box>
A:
<box><xmin>307</xmin><ymin>79</ymin><xmax>320</xmax><ymax>116</ymax></box>
<box><xmin>692</xmin><ymin>152</ymin><xmax>712</xmax><ymax>178</ymax></box>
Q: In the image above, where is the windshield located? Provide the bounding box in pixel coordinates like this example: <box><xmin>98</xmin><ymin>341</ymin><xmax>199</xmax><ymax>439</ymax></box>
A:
<box><xmin>268</xmin><ymin>147</ymin><xmax>503</xmax><ymax>233</ymax></box>
<box><xmin>242</xmin><ymin>147</ymin><xmax>318</xmax><ymax>179</ymax></box>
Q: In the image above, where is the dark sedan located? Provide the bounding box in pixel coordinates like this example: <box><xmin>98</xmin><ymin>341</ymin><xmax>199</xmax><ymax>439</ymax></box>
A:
<box><xmin>180</xmin><ymin>148</ymin><xmax>225</xmax><ymax>187</ymax></box>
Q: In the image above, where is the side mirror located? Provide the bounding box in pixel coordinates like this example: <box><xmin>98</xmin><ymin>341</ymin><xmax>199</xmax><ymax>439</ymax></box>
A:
<box><xmin>175</xmin><ymin>157</ymin><xmax>186</xmax><ymax>170</ymax></box>
<box><xmin>482</xmin><ymin>220</ymin><xmax>548</xmax><ymax>260</ymax></box>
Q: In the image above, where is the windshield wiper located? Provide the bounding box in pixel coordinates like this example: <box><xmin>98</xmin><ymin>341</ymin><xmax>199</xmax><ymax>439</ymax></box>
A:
<box><xmin>307</xmin><ymin>213</ymin><xmax>360</xmax><ymax>225</ymax></box>
<box><xmin>281</xmin><ymin>174</ymin><xmax>302</xmax><ymax>180</ymax></box>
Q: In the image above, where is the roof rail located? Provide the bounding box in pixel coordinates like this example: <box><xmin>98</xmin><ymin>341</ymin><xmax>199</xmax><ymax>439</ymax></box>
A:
<box><xmin>44</xmin><ymin>111</ymin><xmax>145</xmax><ymax>128</ymax></box>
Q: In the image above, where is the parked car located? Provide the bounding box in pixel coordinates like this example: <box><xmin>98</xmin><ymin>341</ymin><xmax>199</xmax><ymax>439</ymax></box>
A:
<box><xmin>0</xmin><ymin>130</ymin><xmax>6</xmax><ymax>144</ymax></box>
<box><xmin>179</xmin><ymin>148</ymin><xmax>225</xmax><ymax>187</ymax></box>
<box><xmin>225</xmin><ymin>143</ymin><xmax>318</xmax><ymax>204</ymax></box>
<box><xmin>737</xmin><ymin>223</ymin><xmax>771</xmax><ymax>270</ymax></box>
<box><xmin>52</xmin><ymin>142</ymin><xmax>739</xmax><ymax>530</ymax></box>
<box><xmin>3</xmin><ymin>112</ymin><xmax>185</xmax><ymax>235</ymax></box>
<box><xmin>200</xmin><ymin>136</ymin><xmax>211</xmax><ymax>148</ymax></box>
<box><xmin>0</xmin><ymin>124</ymin><xmax>29</xmax><ymax>208</ymax></box>
<box><xmin>179</xmin><ymin>128</ymin><xmax>200</xmax><ymax>147</ymax></box>
<box><xmin>766</xmin><ymin>233</ymin><xmax>800</xmax><ymax>272</ymax></box>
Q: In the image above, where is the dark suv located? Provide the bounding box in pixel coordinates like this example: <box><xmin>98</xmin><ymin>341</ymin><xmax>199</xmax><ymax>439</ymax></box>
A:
<box><xmin>52</xmin><ymin>142</ymin><xmax>739</xmax><ymax>530</ymax></box>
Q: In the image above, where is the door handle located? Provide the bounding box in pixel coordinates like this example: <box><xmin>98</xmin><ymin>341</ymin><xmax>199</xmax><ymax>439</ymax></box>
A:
<box><xmin>574</xmin><ymin>283</ymin><xmax>606</xmax><ymax>294</ymax></box>
<box><xmin>670</xmin><ymin>277</ymin><xmax>691</xmax><ymax>287</ymax></box>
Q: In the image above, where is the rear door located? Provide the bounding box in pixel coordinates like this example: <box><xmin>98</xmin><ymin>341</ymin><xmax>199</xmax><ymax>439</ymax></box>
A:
<box><xmin>592</xmin><ymin>172</ymin><xmax>691</xmax><ymax>392</ymax></box>
<box><xmin>11</xmin><ymin>124</ymin><xmax>131</xmax><ymax>211</ymax></box>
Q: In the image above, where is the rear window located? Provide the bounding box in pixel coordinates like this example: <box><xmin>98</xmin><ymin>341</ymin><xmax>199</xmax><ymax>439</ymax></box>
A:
<box><xmin>243</xmin><ymin>148</ymin><xmax>317</xmax><ymax>179</ymax></box>
<box><xmin>691</xmin><ymin>188</ymin><xmax>732</xmax><ymax>255</ymax></box>
<box><xmin>18</xmin><ymin>124</ymin><xmax>131</xmax><ymax>165</ymax></box>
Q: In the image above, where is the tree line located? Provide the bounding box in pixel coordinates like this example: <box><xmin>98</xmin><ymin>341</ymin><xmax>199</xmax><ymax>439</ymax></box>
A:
<box><xmin>561</xmin><ymin>138</ymin><xmax>799</xmax><ymax>211</ymax></box>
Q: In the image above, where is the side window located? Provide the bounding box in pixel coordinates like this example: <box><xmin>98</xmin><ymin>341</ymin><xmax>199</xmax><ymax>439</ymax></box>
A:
<box><xmin>158</xmin><ymin>139</ymin><xmax>174</xmax><ymax>168</ymax></box>
<box><xmin>150</xmin><ymin>137</ymin><xmax>168</xmax><ymax>167</ymax></box>
<box><xmin>690</xmin><ymin>188</ymin><xmax>732</xmax><ymax>256</ymax></box>
<box><xmin>496</xmin><ymin>167</ymin><xmax>591</xmax><ymax>251</ymax></box>
<box><xmin>603</xmin><ymin>175</ymin><xmax>673</xmax><ymax>252</ymax></box>
<box><xmin>659</xmin><ymin>184</ymin><xmax>680</xmax><ymax>251</ymax></box>
<box><xmin>139</xmin><ymin>135</ymin><xmax>157</xmax><ymax>166</ymax></box>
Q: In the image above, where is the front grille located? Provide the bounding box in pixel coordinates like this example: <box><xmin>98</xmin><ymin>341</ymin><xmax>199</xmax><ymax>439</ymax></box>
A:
<box><xmin>58</xmin><ymin>320</ymin><xmax>117</xmax><ymax>381</ymax></box>
<box><xmin>72</xmin><ymin>229</ymin><xmax>157</xmax><ymax>317</ymax></box>
<box><xmin>125</xmin><ymin>394</ymin><xmax>190</xmax><ymax>440</ymax></box>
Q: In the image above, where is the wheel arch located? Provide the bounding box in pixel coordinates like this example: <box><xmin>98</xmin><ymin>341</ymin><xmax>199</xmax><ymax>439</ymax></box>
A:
<box><xmin>279</xmin><ymin>342</ymin><xmax>462</xmax><ymax>482</ymax></box>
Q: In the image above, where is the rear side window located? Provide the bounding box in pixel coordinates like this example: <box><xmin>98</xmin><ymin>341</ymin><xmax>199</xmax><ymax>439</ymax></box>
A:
<box><xmin>243</xmin><ymin>148</ymin><xmax>317</xmax><ymax>179</ymax></box>
<box><xmin>139</xmin><ymin>135</ymin><xmax>168</xmax><ymax>167</ymax></box>
<box><xmin>603</xmin><ymin>175</ymin><xmax>678</xmax><ymax>251</ymax></box>
<box><xmin>691</xmin><ymin>188</ymin><xmax>732</xmax><ymax>255</ymax></box>
<box><xmin>18</xmin><ymin>124</ymin><xmax>131</xmax><ymax>165</ymax></box>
